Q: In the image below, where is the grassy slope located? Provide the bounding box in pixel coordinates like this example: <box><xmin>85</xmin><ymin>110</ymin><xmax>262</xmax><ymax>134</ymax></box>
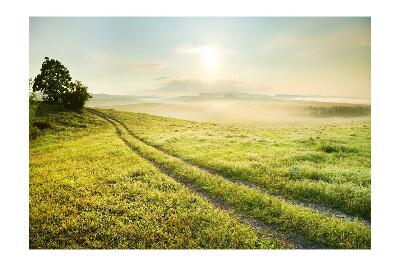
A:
<box><xmin>30</xmin><ymin>104</ymin><xmax>371</xmax><ymax>249</ymax></box>
<box><xmin>94</xmin><ymin>109</ymin><xmax>370</xmax><ymax>249</ymax></box>
<box><xmin>29</xmin><ymin>104</ymin><xmax>287</xmax><ymax>249</ymax></box>
<box><xmin>103</xmin><ymin>110</ymin><xmax>371</xmax><ymax>221</ymax></box>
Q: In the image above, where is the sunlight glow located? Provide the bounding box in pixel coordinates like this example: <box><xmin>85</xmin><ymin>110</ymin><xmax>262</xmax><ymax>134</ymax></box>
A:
<box><xmin>196</xmin><ymin>47</ymin><xmax>220</xmax><ymax>71</ymax></box>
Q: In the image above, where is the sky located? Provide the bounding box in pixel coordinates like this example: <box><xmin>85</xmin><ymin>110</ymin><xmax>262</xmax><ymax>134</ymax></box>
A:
<box><xmin>30</xmin><ymin>17</ymin><xmax>370</xmax><ymax>98</ymax></box>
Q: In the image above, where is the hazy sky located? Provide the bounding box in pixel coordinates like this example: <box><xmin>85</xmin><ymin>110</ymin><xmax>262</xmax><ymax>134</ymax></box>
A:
<box><xmin>30</xmin><ymin>17</ymin><xmax>370</xmax><ymax>98</ymax></box>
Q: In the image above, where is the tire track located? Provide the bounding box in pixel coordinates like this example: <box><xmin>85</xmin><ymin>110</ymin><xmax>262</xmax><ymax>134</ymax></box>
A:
<box><xmin>98</xmin><ymin>110</ymin><xmax>369</xmax><ymax>225</ymax></box>
<box><xmin>88</xmin><ymin>108</ymin><xmax>325</xmax><ymax>249</ymax></box>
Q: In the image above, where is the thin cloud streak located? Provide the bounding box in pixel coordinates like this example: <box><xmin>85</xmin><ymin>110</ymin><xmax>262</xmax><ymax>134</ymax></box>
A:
<box><xmin>152</xmin><ymin>78</ymin><xmax>265</xmax><ymax>97</ymax></box>
<box><xmin>136</xmin><ymin>62</ymin><xmax>165</xmax><ymax>69</ymax></box>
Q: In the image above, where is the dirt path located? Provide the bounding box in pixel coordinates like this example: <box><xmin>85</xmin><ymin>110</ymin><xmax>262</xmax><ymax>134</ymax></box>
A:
<box><xmin>89</xmin><ymin>108</ymin><xmax>332</xmax><ymax>249</ymax></box>
<box><xmin>99</xmin><ymin>110</ymin><xmax>370</xmax><ymax>226</ymax></box>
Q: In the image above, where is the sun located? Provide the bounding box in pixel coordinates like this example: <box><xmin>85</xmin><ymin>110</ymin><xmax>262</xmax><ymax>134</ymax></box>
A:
<box><xmin>196</xmin><ymin>47</ymin><xmax>220</xmax><ymax>71</ymax></box>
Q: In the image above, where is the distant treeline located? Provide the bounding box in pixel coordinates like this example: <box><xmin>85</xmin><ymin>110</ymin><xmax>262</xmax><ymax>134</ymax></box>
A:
<box><xmin>309</xmin><ymin>105</ymin><xmax>371</xmax><ymax>117</ymax></box>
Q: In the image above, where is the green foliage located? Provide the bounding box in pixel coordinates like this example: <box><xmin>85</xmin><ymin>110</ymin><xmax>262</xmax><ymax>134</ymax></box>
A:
<box><xmin>32</xmin><ymin>120</ymin><xmax>51</xmax><ymax>130</ymax></box>
<box><xmin>319</xmin><ymin>143</ymin><xmax>357</xmax><ymax>153</ymax></box>
<box><xmin>309</xmin><ymin>105</ymin><xmax>371</xmax><ymax>117</ymax></box>
<box><xmin>32</xmin><ymin>57</ymin><xmax>91</xmax><ymax>110</ymax></box>
<box><xmin>29</xmin><ymin>102</ymin><xmax>97</xmax><ymax>139</ymax></box>
<box><xmin>33</xmin><ymin>57</ymin><xmax>72</xmax><ymax>104</ymax></box>
<box><xmin>29</xmin><ymin>98</ymin><xmax>39</xmax><ymax>139</ymax></box>
<box><xmin>62</xmin><ymin>81</ymin><xmax>92</xmax><ymax>111</ymax></box>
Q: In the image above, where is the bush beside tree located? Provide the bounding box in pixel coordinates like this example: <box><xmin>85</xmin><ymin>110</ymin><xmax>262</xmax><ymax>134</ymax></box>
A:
<box><xmin>62</xmin><ymin>81</ymin><xmax>92</xmax><ymax>111</ymax></box>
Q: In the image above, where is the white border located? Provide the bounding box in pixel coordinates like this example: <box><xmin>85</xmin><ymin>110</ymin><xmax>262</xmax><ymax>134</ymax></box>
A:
<box><xmin>1</xmin><ymin>0</ymin><xmax>400</xmax><ymax>265</ymax></box>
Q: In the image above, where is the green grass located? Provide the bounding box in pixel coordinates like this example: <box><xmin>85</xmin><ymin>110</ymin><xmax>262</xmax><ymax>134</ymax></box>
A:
<box><xmin>29</xmin><ymin>102</ymin><xmax>98</xmax><ymax>139</ymax></box>
<box><xmin>29</xmin><ymin>104</ymin><xmax>287</xmax><ymax>249</ymax></box>
<box><xmin>102</xmin><ymin>110</ymin><xmax>371</xmax><ymax>221</ymax></box>
<box><xmin>93</xmin><ymin>109</ymin><xmax>370</xmax><ymax>249</ymax></box>
<box><xmin>30</xmin><ymin>103</ymin><xmax>371</xmax><ymax>249</ymax></box>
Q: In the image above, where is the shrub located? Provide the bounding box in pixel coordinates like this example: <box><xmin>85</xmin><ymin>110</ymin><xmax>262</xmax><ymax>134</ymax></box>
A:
<box><xmin>319</xmin><ymin>143</ymin><xmax>357</xmax><ymax>154</ymax></box>
<box><xmin>29</xmin><ymin>126</ymin><xmax>41</xmax><ymax>140</ymax></box>
<box><xmin>32</xmin><ymin>120</ymin><xmax>51</xmax><ymax>130</ymax></box>
<box><xmin>62</xmin><ymin>81</ymin><xmax>92</xmax><ymax>111</ymax></box>
<box><xmin>309</xmin><ymin>106</ymin><xmax>371</xmax><ymax>117</ymax></box>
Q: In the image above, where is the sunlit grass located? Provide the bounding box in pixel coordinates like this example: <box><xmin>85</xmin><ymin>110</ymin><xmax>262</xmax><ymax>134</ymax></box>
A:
<box><xmin>30</xmin><ymin>105</ymin><xmax>286</xmax><ymax>249</ymax></box>
<box><xmin>30</xmin><ymin>104</ymin><xmax>371</xmax><ymax>249</ymax></box>
<box><xmin>104</xmin><ymin>110</ymin><xmax>371</xmax><ymax>220</ymax></box>
<box><xmin>98</xmin><ymin>109</ymin><xmax>370</xmax><ymax>248</ymax></box>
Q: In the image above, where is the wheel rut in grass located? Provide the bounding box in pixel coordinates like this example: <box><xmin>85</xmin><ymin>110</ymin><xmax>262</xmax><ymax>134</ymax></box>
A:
<box><xmin>88</xmin><ymin>108</ymin><xmax>325</xmax><ymax>249</ymax></box>
<box><xmin>90</xmin><ymin>109</ymin><xmax>372</xmax><ymax>249</ymax></box>
<box><xmin>98</xmin><ymin>110</ymin><xmax>369</xmax><ymax>225</ymax></box>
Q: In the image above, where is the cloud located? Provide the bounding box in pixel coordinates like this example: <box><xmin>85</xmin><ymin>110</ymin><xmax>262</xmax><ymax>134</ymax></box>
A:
<box><xmin>83</xmin><ymin>52</ymin><xmax>165</xmax><ymax>70</ymax></box>
<box><xmin>136</xmin><ymin>62</ymin><xmax>164</xmax><ymax>69</ymax></box>
<box><xmin>153</xmin><ymin>78</ymin><xmax>247</xmax><ymax>97</ymax></box>
<box><xmin>264</xmin><ymin>24</ymin><xmax>370</xmax><ymax>57</ymax></box>
<box><xmin>154</xmin><ymin>76</ymin><xmax>176</xmax><ymax>81</ymax></box>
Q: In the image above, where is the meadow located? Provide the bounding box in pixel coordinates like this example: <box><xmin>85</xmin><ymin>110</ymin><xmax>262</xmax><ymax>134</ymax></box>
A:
<box><xmin>29</xmin><ymin>104</ymin><xmax>286</xmax><ymax>248</ymax></box>
<box><xmin>29</xmin><ymin>102</ymin><xmax>371</xmax><ymax>249</ymax></box>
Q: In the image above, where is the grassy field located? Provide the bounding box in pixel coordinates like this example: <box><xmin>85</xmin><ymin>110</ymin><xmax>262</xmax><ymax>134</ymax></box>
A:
<box><xmin>29</xmin><ymin>103</ymin><xmax>371</xmax><ymax>249</ymax></box>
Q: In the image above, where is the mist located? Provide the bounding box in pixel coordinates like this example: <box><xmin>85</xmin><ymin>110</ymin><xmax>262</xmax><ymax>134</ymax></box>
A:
<box><xmin>89</xmin><ymin>97</ymin><xmax>371</xmax><ymax>125</ymax></box>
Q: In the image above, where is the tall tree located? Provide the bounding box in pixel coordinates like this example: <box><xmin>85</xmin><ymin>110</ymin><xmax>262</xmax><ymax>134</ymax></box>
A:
<box><xmin>33</xmin><ymin>57</ymin><xmax>72</xmax><ymax>104</ymax></box>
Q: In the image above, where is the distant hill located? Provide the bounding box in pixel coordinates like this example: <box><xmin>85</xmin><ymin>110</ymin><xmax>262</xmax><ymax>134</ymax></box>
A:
<box><xmin>273</xmin><ymin>94</ymin><xmax>370</xmax><ymax>105</ymax></box>
<box><xmin>88</xmin><ymin>92</ymin><xmax>369</xmax><ymax>105</ymax></box>
<box><xmin>87</xmin><ymin>93</ymin><xmax>161</xmax><ymax>107</ymax></box>
<box><xmin>169</xmin><ymin>92</ymin><xmax>273</xmax><ymax>102</ymax></box>
<box><xmin>33</xmin><ymin>91</ymin><xmax>370</xmax><ymax>106</ymax></box>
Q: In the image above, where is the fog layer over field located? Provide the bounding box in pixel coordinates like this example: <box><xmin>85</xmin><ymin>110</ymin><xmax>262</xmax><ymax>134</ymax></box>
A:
<box><xmin>88</xmin><ymin>96</ymin><xmax>370</xmax><ymax>125</ymax></box>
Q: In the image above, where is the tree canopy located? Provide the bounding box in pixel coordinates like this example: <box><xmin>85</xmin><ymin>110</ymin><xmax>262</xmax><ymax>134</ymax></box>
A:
<box><xmin>32</xmin><ymin>57</ymin><xmax>92</xmax><ymax>110</ymax></box>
